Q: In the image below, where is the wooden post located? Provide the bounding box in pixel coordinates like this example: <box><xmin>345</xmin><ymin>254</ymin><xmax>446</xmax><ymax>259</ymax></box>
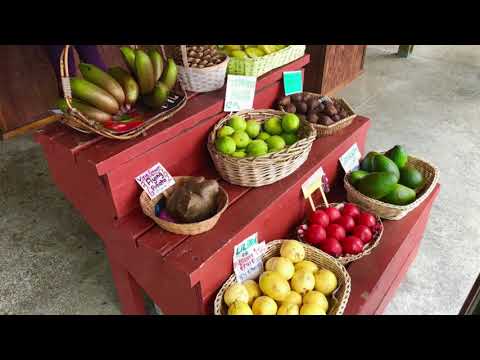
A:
<box><xmin>397</xmin><ymin>45</ymin><xmax>415</xmax><ymax>58</ymax></box>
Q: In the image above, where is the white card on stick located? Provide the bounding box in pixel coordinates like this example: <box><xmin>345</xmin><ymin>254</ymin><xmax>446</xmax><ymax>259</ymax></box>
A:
<box><xmin>135</xmin><ymin>163</ymin><xmax>175</xmax><ymax>200</ymax></box>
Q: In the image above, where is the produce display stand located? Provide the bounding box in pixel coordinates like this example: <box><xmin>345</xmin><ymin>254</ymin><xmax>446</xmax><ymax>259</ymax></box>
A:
<box><xmin>35</xmin><ymin>54</ymin><xmax>440</xmax><ymax>315</ymax></box>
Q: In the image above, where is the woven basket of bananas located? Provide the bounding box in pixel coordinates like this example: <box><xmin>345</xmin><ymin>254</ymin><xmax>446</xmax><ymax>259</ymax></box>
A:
<box><xmin>57</xmin><ymin>45</ymin><xmax>188</xmax><ymax>140</ymax></box>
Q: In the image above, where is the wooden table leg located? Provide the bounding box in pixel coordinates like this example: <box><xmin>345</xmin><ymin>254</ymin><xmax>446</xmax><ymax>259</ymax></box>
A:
<box><xmin>398</xmin><ymin>45</ymin><xmax>415</xmax><ymax>58</ymax></box>
<box><xmin>107</xmin><ymin>256</ymin><xmax>147</xmax><ymax>315</ymax></box>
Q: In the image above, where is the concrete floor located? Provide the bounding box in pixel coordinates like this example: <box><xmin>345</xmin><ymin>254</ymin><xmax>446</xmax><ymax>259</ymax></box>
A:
<box><xmin>1</xmin><ymin>45</ymin><xmax>479</xmax><ymax>315</ymax></box>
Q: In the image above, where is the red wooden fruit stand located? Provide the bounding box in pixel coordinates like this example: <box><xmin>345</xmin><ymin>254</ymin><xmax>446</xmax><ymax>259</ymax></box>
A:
<box><xmin>35</xmin><ymin>55</ymin><xmax>440</xmax><ymax>315</ymax></box>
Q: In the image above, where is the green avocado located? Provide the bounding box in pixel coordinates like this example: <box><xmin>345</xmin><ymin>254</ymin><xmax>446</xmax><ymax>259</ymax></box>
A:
<box><xmin>386</xmin><ymin>145</ymin><xmax>408</xmax><ymax>169</ymax></box>
<box><xmin>372</xmin><ymin>154</ymin><xmax>400</xmax><ymax>181</ymax></box>
<box><xmin>356</xmin><ymin>172</ymin><xmax>399</xmax><ymax>200</ymax></box>
<box><xmin>399</xmin><ymin>166</ymin><xmax>424</xmax><ymax>191</ymax></box>
<box><xmin>349</xmin><ymin>170</ymin><xmax>369</xmax><ymax>185</ymax></box>
<box><xmin>360</xmin><ymin>151</ymin><xmax>381</xmax><ymax>172</ymax></box>
<box><xmin>383</xmin><ymin>184</ymin><xmax>417</xmax><ymax>205</ymax></box>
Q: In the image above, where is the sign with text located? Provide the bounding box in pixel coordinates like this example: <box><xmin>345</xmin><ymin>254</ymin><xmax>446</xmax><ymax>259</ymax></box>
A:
<box><xmin>339</xmin><ymin>143</ymin><xmax>362</xmax><ymax>173</ymax></box>
<box><xmin>283</xmin><ymin>71</ymin><xmax>303</xmax><ymax>96</ymax></box>
<box><xmin>302</xmin><ymin>166</ymin><xmax>329</xmax><ymax>199</ymax></box>
<box><xmin>135</xmin><ymin>163</ymin><xmax>175</xmax><ymax>200</ymax></box>
<box><xmin>224</xmin><ymin>75</ymin><xmax>257</xmax><ymax>112</ymax></box>
<box><xmin>233</xmin><ymin>233</ymin><xmax>267</xmax><ymax>282</ymax></box>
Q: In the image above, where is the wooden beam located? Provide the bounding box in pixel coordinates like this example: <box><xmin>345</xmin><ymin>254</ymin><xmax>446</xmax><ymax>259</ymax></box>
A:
<box><xmin>2</xmin><ymin>113</ymin><xmax>61</xmax><ymax>140</ymax></box>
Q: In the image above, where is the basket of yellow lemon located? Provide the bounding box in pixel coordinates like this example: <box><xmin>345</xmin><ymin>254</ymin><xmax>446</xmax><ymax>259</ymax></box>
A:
<box><xmin>219</xmin><ymin>45</ymin><xmax>306</xmax><ymax>78</ymax></box>
<box><xmin>208</xmin><ymin>110</ymin><xmax>316</xmax><ymax>187</ymax></box>
<box><xmin>213</xmin><ymin>239</ymin><xmax>351</xmax><ymax>315</ymax></box>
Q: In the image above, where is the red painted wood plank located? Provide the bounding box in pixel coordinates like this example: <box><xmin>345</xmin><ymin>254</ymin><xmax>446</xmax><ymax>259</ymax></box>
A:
<box><xmin>374</xmin><ymin>240</ymin><xmax>421</xmax><ymax>315</ymax></box>
<box><xmin>164</xmin><ymin>117</ymin><xmax>370</xmax><ymax>301</ymax></box>
<box><xmin>103</xmin><ymin>81</ymin><xmax>284</xmax><ymax>219</ymax></box>
<box><xmin>344</xmin><ymin>184</ymin><xmax>440</xmax><ymax>315</ymax></box>
<box><xmin>76</xmin><ymin>55</ymin><xmax>310</xmax><ymax>176</ymax></box>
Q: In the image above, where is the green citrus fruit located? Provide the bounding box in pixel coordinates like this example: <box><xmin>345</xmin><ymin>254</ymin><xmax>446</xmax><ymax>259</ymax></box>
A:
<box><xmin>232</xmin><ymin>151</ymin><xmax>246</xmax><ymax>158</ymax></box>
<box><xmin>266</xmin><ymin>135</ymin><xmax>286</xmax><ymax>152</ymax></box>
<box><xmin>217</xmin><ymin>125</ymin><xmax>235</xmax><ymax>138</ymax></box>
<box><xmin>231</xmin><ymin>130</ymin><xmax>251</xmax><ymax>149</ymax></box>
<box><xmin>228</xmin><ymin>115</ymin><xmax>247</xmax><ymax>131</ymax></box>
<box><xmin>264</xmin><ymin>116</ymin><xmax>283</xmax><ymax>135</ymax></box>
<box><xmin>215</xmin><ymin>136</ymin><xmax>236</xmax><ymax>155</ymax></box>
<box><xmin>257</xmin><ymin>132</ymin><xmax>271</xmax><ymax>141</ymax></box>
<box><xmin>247</xmin><ymin>140</ymin><xmax>268</xmax><ymax>157</ymax></box>
<box><xmin>281</xmin><ymin>113</ymin><xmax>300</xmax><ymax>133</ymax></box>
<box><xmin>245</xmin><ymin>120</ymin><xmax>261</xmax><ymax>139</ymax></box>
<box><xmin>281</xmin><ymin>133</ymin><xmax>298</xmax><ymax>146</ymax></box>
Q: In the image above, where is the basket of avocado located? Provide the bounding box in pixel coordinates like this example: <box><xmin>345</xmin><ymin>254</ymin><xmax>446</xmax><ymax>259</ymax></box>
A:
<box><xmin>140</xmin><ymin>176</ymin><xmax>229</xmax><ymax>235</ymax></box>
<box><xmin>344</xmin><ymin>145</ymin><xmax>439</xmax><ymax>220</ymax></box>
<box><xmin>208</xmin><ymin>110</ymin><xmax>316</xmax><ymax>187</ymax></box>
<box><xmin>218</xmin><ymin>45</ymin><xmax>306</xmax><ymax>78</ymax></box>
<box><xmin>277</xmin><ymin>93</ymin><xmax>357</xmax><ymax>138</ymax></box>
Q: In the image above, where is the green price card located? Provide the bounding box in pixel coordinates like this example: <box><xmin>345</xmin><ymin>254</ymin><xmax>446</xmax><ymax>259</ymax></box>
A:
<box><xmin>283</xmin><ymin>71</ymin><xmax>303</xmax><ymax>96</ymax></box>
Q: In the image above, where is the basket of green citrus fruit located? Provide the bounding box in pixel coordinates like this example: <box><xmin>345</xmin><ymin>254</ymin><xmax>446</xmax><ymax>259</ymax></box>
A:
<box><xmin>208</xmin><ymin>110</ymin><xmax>316</xmax><ymax>187</ymax></box>
<box><xmin>218</xmin><ymin>45</ymin><xmax>306</xmax><ymax>78</ymax></box>
<box><xmin>344</xmin><ymin>145</ymin><xmax>439</xmax><ymax>220</ymax></box>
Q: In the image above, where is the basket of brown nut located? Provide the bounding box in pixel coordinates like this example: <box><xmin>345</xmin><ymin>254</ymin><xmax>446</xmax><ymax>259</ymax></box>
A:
<box><xmin>277</xmin><ymin>92</ymin><xmax>357</xmax><ymax>138</ymax></box>
<box><xmin>174</xmin><ymin>45</ymin><xmax>229</xmax><ymax>93</ymax></box>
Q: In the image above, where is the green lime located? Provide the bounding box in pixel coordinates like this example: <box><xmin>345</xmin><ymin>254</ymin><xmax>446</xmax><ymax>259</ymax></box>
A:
<box><xmin>231</xmin><ymin>130</ymin><xmax>251</xmax><ymax>148</ymax></box>
<box><xmin>215</xmin><ymin>136</ymin><xmax>236</xmax><ymax>155</ymax></box>
<box><xmin>264</xmin><ymin>116</ymin><xmax>283</xmax><ymax>135</ymax></box>
<box><xmin>266</xmin><ymin>135</ymin><xmax>286</xmax><ymax>152</ymax></box>
<box><xmin>232</xmin><ymin>151</ymin><xmax>246</xmax><ymax>158</ymax></box>
<box><xmin>245</xmin><ymin>120</ymin><xmax>261</xmax><ymax>139</ymax></box>
<box><xmin>281</xmin><ymin>113</ymin><xmax>300</xmax><ymax>133</ymax></box>
<box><xmin>247</xmin><ymin>139</ymin><xmax>268</xmax><ymax>157</ymax></box>
<box><xmin>257</xmin><ymin>132</ymin><xmax>271</xmax><ymax>141</ymax></box>
<box><xmin>217</xmin><ymin>125</ymin><xmax>235</xmax><ymax>138</ymax></box>
<box><xmin>231</xmin><ymin>50</ymin><xmax>248</xmax><ymax>58</ymax></box>
<box><xmin>228</xmin><ymin>115</ymin><xmax>247</xmax><ymax>131</ymax></box>
<box><xmin>280</xmin><ymin>133</ymin><xmax>298</xmax><ymax>146</ymax></box>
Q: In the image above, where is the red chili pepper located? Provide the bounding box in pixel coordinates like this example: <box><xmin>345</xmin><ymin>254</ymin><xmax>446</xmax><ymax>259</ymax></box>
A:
<box><xmin>103</xmin><ymin>120</ymin><xmax>144</xmax><ymax>132</ymax></box>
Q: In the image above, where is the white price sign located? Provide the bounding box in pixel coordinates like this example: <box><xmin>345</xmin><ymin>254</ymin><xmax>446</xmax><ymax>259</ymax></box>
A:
<box><xmin>224</xmin><ymin>75</ymin><xmax>257</xmax><ymax>112</ymax></box>
<box><xmin>233</xmin><ymin>233</ymin><xmax>266</xmax><ymax>283</ymax></box>
<box><xmin>339</xmin><ymin>143</ymin><xmax>362</xmax><ymax>173</ymax></box>
<box><xmin>135</xmin><ymin>163</ymin><xmax>175</xmax><ymax>200</ymax></box>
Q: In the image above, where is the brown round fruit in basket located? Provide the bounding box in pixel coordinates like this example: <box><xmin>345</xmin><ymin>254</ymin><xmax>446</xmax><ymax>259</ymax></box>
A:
<box><xmin>278</xmin><ymin>96</ymin><xmax>291</xmax><ymax>107</ymax></box>
<box><xmin>295</xmin><ymin>102</ymin><xmax>308</xmax><ymax>114</ymax></box>
<box><xmin>307</xmin><ymin>97</ymin><xmax>320</xmax><ymax>111</ymax></box>
<box><xmin>317</xmin><ymin>102</ymin><xmax>325</xmax><ymax>113</ymax></box>
<box><xmin>318</xmin><ymin>114</ymin><xmax>334</xmax><ymax>126</ymax></box>
<box><xmin>325</xmin><ymin>104</ymin><xmax>338</xmax><ymax>116</ymax></box>
<box><xmin>307</xmin><ymin>113</ymin><xmax>319</xmax><ymax>124</ymax></box>
<box><xmin>291</xmin><ymin>93</ymin><xmax>304</xmax><ymax>103</ymax></box>
<box><xmin>285</xmin><ymin>103</ymin><xmax>297</xmax><ymax>113</ymax></box>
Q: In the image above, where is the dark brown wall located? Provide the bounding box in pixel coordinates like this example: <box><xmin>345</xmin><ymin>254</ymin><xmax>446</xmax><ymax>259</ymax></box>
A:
<box><xmin>305</xmin><ymin>45</ymin><xmax>367</xmax><ymax>95</ymax></box>
<box><xmin>0</xmin><ymin>45</ymin><xmax>124</xmax><ymax>135</ymax></box>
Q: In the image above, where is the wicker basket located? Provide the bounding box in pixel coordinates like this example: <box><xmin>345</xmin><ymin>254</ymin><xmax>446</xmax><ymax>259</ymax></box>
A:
<box><xmin>59</xmin><ymin>45</ymin><xmax>188</xmax><ymax>140</ymax></box>
<box><xmin>298</xmin><ymin>203</ymin><xmax>383</xmax><ymax>265</ymax></box>
<box><xmin>213</xmin><ymin>239</ymin><xmax>351</xmax><ymax>315</ymax></box>
<box><xmin>344</xmin><ymin>154</ymin><xmax>439</xmax><ymax>220</ymax></box>
<box><xmin>226</xmin><ymin>45</ymin><xmax>306</xmax><ymax>78</ymax></box>
<box><xmin>208</xmin><ymin>110</ymin><xmax>316</xmax><ymax>187</ymax></box>
<box><xmin>139</xmin><ymin>176</ymin><xmax>229</xmax><ymax>236</ymax></box>
<box><xmin>176</xmin><ymin>45</ymin><xmax>229</xmax><ymax>93</ymax></box>
<box><xmin>278</xmin><ymin>93</ymin><xmax>357</xmax><ymax>138</ymax></box>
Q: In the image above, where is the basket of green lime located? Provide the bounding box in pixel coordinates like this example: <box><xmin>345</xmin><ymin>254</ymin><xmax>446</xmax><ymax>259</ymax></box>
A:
<box><xmin>207</xmin><ymin>109</ymin><xmax>316</xmax><ymax>187</ymax></box>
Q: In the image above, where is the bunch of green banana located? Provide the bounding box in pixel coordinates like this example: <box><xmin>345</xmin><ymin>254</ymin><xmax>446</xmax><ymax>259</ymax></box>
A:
<box><xmin>119</xmin><ymin>47</ymin><xmax>178</xmax><ymax>109</ymax></box>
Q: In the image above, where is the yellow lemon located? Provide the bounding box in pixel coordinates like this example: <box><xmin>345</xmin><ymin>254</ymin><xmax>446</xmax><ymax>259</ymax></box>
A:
<box><xmin>277</xmin><ymin>303</ymin><xmax>299</xmax><ymax>315</ymax></box>
<box><xmin>291</xmin><ymin>270</ymin><xmax>315</xmax><ymax>295</ymax></box>
<box><xmin>223</xmin><ymin>283</ymin><xmax>249</xmax><ymax>307</ymax></box>
<box><xmin>265</xmin><ymin>257</ymin><xmax>295</xmax><ymax>280</ymax></box>
<box><xmin>302</xmin><ymin>290</ymin><xmax>329</xmax><ymax>312</ymax></box>
<box><xmin>314</xmin><ymin>269</ymin><xmax>338</xmax><ymax>296</ymax></box>
<box><xmin>300</xmin><ymin>303</ymin><xmax>327</xmax><ymax>315</ymax></box>
<box><xmin>294</xmin><ymin>260</ymin><xmax>319</xmax><ymax>274</ymax></box>
<box><xmin>259</xmin><ymin>271</ymin><xmax>290</xmax><ymax>301</ymax></box>
<box><xmin>243</xmin><ymin>280</ymin><xmax>262</xmax><ymax>305</ymax></box>
<box><xmin>252</xmin><ymin>296</ymin><xmax>277</xmax><ymax>315</ymax></box>
<box><xmin>228</xmin><ymin>301</ymin><xmax>253</xmax><ymax>315</ymax></box>
<box><xmin>281</xmin><ymin>291</ymin><xmax>303</xmax><ymax>306</ymax></box>
<box><xmin>280</xmin><ymin>240</ymin><xmax>305</xmax><ymax>263</ymax></box>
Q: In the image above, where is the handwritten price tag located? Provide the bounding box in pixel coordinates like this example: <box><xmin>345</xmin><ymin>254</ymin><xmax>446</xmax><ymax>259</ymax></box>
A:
<box><xmin>283</xmin><ymin>71</ymin><xmax>303</xmax><ymax>96</ymax></box>
<box><xmin>224</xmin><ymin>75</ymin><xmax>257</xmax><ymax>112</ymax></box>
<box><xmin>135</xmin><ymin>163</ymin><xmax>175</xmax><ymax>200</ymax></box>
<box><xmin>339</xmin><ymin>143</ymin><xmax>362</xmax><ymax>173</ymax></box>
<box><xmin>301</xmin><ymin>166</ymin><xmax>330</xmax><ymax>199</ymax></box>
<box><xmin>233</xmin><ymin>233</ymin><xmax>266</xmax><ymax>282</ymax></box>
